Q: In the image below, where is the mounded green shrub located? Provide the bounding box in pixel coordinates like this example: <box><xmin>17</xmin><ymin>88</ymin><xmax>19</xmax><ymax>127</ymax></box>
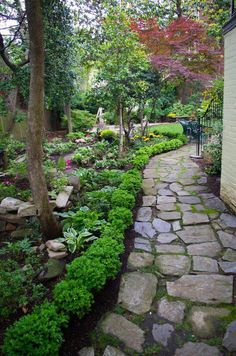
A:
<box><xmin>132</xmin><ymin>153</ymin><xmax>149</xmax><ymax>169</ymax></box>
<box><xmin>111</xmin><ymin>189</ymin><xmax>135</xmax><ymax>210</ymax></box>
<box><xmin>2</xmin><ymin>302</ymin><xmax>68</xmax><ymax>356</ymax></box>
<box><xmin>119</xmin><ymin>170</ymin><xmax>142</xmax><ymax>196</ymax></box>
<box><xmin>100</xmin><ymin>129</ymin><xmax>117</xmax><ymax>142</ymax></box>
<box><xmin>108</xmin><ymin>207</ymin><xmax>133</xmax><ymax>229</ymax></box>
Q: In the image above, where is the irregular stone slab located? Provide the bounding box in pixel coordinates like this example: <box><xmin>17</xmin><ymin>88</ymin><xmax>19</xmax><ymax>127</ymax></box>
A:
<box><xmin>223</xmin><ymin>320</ymin><xmax>236</xmax><ymax>352</ymax></box>
<box><xmin>198</xmin><ymin>177</ymin><xmax>207</xmax><ymax>184</ymax></box>
<box><xmin>100</xmin><ymin>313</ymin><xmax>145</xmax><ymax>353</ymax></box>
<box><xmin>0</xmin><ymin>197</ymin><xmax>24</xmax><ymax>212</ymax></box>
<box><xmin>219</xmin><ymin>261</ymin><xmax>236</xmax><ymax>273</ymax></box>
<box><xmin>157</xmin><ymin>196</ymin><xmax>176</xmax><ymax>204</ymax></box>
<box><xmin>47</xmin><ymin>249</ymin><xmax>68</xmax><ymax>260</ymax></box>
<box><xmin>176</xmin><ymin>191</ymin><xmax>191</xmax><ymax>196</ymax></box>
<box><xmin>143</xmin><ymin>169</ymin><xmax>158</xmax><ymax>179</ymax></box>
<box><xmin>153</xmin><ymin>218</ymin><xmax>171</xmax><ymax>233</ymax></box>
<box><xmin>200</xmin><ymin>193</ymin><xmax>215</xmax><ymax>200</ymax></box>
<box><xmin>137</xmin><ymin>207</ymin><xmax>152</xmax><ymax>222</ymax></box>
<box><xmin>152</xmin><ymin>323</ymin><xmax>174</xmax><ymax>347</ymax></box>
<box><xmin>118</xmin><ymin>272</ymin><xmax>157</xmax><ymax>314</ymax></box>
<box><xmin>167</xmin><ymin>275</ymin><xmax>233</xmax><ymax>304</ymax></box>
<box><xmin>156</xmin><ymin>244</ymin><xmax>185</xmax><ymax>254</ymax></box>
<box><xmin>103</xmin><ymin>346</ymin><xmax>126</xmax><ymax>356</ymax></box>
<box><xmin>10</xmin><ymin>227</ymin><xmax>33</xmax><ymax>240</ymax></box>
<box><xmin>193</xmin><ymin>256</ymin><xmax>219</xmax><ymax>273</ymax></box>
<box><xmin>177</xmin><ymin>225</ymin><xmax>216</xmax><ymax>244</ymax></box>
<box><xmin>143</xmin><ymin>186</ymin><xmax>156</xmax><ymax>196</ymax></box>
<box><xmin>155</xmin><ymin>183</ymin><xmax>168</xmax><ymax>190</ymax></box>
<box><xmin>142</xmin><ymin>196</ymin><xmax>156</xmax><ymax>207</ymax></box>
<box><xmin>128</xmin><ymin>252</ymin><xmax>154</xmax><ymax>269</ymax></box>
<box><xmin>187</xmin><ymin>242</ymin><xmax>221</xmax><ymax>257</ymax></box>
<box><xmin>78</xmin><ymin>347</ymin><xmax>95</xmax><ymax>356</ymax></box>
<box><xmin>186</xmin><ymin>185</ymin><xmax>207</xmax><ymax>192</ymax></box>
<box><xmin>188</xmin><ymin>306</ymin><xmax>230</xmax><ymax>338</ymax></box>
<box><xmin>46</xmin><ymin>239</ymin><xmax>66</xmax><ymax>252</ymax></box>
<box><xmin>162</xmin><ymin>176</ymin><xmax>178</xmax><ymax>183</ymax></box>
<box><xmin>156</xmin><ymin>233</ymin><xmax>178</xmax><ymax>244</ymax></box>
<box><xmin>56</xmin><ymin>186</ymin><xmax>73</xmax><ymax>208</ymax></box>
<box><xmin>220</xmin><ymin>213</ymin><xmax>236</xmax><ymax>228</ymax></box>
<box><xmin>40</xmin><ymin>259</ymin><xmax>65</xmax><ymax>280</ymax></box>
<box><xmin>178</xmin><ymin>196</ymin><xmax>201</xmax><ymax>204</ymax></box>
<box><xmin>142</xmin><ymin>179</ymin><xmax>155</xmax><ymax>189</ymax></box>
<box><xmin>205</xmin><ymin>197</ymin><xmax>226</xmax><ymax>212</ymax></box>
<box><xmin>183</xmin><ymin>212</ymin><xmax>209</xmax><ymax>225</ymax></box>
<box><xmin>172</xmin><ymin>221</ymin><xmax>182</xmax><ymax>232</ymax></box>
<box><xmin>134</xmin><ymin>222</ymin><xmax>156</xmax><ymax>239</ymax></box>
<box><xmin>175</xmin><ymin>342</ymin><xmax>222</xmax><ymax>356</ymax></box>
<box><xmin>156</xmin><ymin>203</ymin><xmax>176</xmax><ymax>211</ymax></box>
<box><xmin>158</xmin><ymin>189</ymin><xmax>175</xmax><ymax>196</ymax></box>
<box><xmin>134</xmin><ymin>238</ymin><xmax>152</xmax><ymax>252</ymax></box>
<box><xmin>217</xmin><ymin>231</ymin><xmax>236</xmax><ymax>250</ymax></box>
<box><xmin>178</xmin><ymin>203</ymin><xmax>192</xmax><ymax>212</ymax></box>
<box><xmin>222</xmin><ymin>249</ymin><xmax>236</xmax><ymax>262</ymax></box>
<box><xmin>178</xmin><ymin>178</ymin><xmax>196</xmax><ymax>186</ymax></box>
<box><xmin>170</xmin><ymin>183</ymin><xmax>182</xmax><ymax>192</ymax></box>
<box><xmin>158</xmin><ymin>298</ymin><xmax>185</xmax><ymax>323</ymax></box>
<box><xmin>157</xmin><ymin>212</ymin><xmax>181</xmax><ymax>221</ymax></box>
<box><xmin>155</xmin><ymin>255</ymin><xmax>191</xmax><ymax>276</ymax></box>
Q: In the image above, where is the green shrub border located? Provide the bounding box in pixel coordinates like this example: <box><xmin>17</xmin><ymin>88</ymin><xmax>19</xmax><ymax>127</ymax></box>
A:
<box><xmin>2</xmin><ymin>136</ymin><xmax>186</xmax><ymax>355</ymax></box>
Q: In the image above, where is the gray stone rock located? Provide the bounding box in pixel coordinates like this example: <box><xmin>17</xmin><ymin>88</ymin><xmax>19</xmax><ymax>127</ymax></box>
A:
<box><xmin>68</xmin><ymin>175</ymin><xmax>81</xmax><ymax>190</ymax></box>
<box><xmin>183</xmin><ymin>212</ymin><xmax>209</xmax><ymax>225</ymax></box>
<box><xmin>142</xmin><ymin>178</ymin><xmax>155</xmax><ymax>189</ymax></box>
<box><xmin>158</xmin><ymin>189</ymin><xmax>175</xmax><ymax>196</ymax></box>
<box><xmin>200</xmin><ymin>193</ymin><xmax>216</xmax><ymax>200</ymax></box>
<box><xmin>218</xmin><ymin>261</ymin><xmax>236</xmax><ymax>273</ymax></box>
<box><xmin>40</xmin><ymin>259</ymin><xmax>65</xmax><ymax>280</ymax></box>
<box><xmin>205</xmin><ymin>198</ymin><xmax>226</xmax><ymax>212</ymax></box>
<box><xmin>47</xmin><ymin>249</ymin><xmax>68</xmax><ymax>260</ymax></box>
<box><xmin>100</xmin><ymin>313</ymin><xmax>145</xmax><ymax>352</ymax></box>
<box><xmin>157</xmin><ymin>196</ymin><xmax>176</xmax><ymax>204</ymax></box>
<box><xmin>157</xmin><ymin>298</ymin><xmax>185</xmax><ymax>323</ymax></box>
<box><xmin>143</xmin><ymin>186</ymin><xmax>156</xmax><ymax>196</ymax></box>
<box><xmin>198</xmin><ymin>177</ymin><xmax>207</xmax><ymax>184</ymax></box>
<box><xmin>172</xmin><ymin>221</ymin><xmax>182</xmax><ymax>231</ymax></box>
<box><xmin>46</xmin><ymin>239</ymin><xmax>66</xmax><ymax>252</ymax></box>
<box><xmin>118</xmin><ymin>272</ymin><xmax>157</xmax><ymax>314</ymax></box>
<box><xmin>186</xmin><ymin>185</ymin><xmax>207</xmax><ymax>192</ymax></box>
<box><xmin>177</xmin><ymin>225</ymin><xmax>216</xmax><ymax>244</ymax></box>
<box><xmin>222</xmin><ymin>249</ymin><xmax>236</xmax><ymax>262</ymax></box>
<box><xmin>178</xmin><ymin>204</ymin><xmax>192</xmax><ymax>212</ymax></box>
<box><xmin>175</xmin><ymin>342</ymin><xmax>222</xmax><ymax>356</ymax></box>
<box><xmin>134</xmin><ymin>238</ymin><xmax>152</xmax><ymax>252</ymax></box>
<box><xmin>178</xmin><ymin>178</ymin><xmax>196</xmax><ymax>186</ymax></box>
<box><xmin>223</xmin><ymin>320</ymin><xmax>236</xmax><ymax>352</ymax></box>
<box><xmin>167</xmin><ymin>275</ymin><xmax>233</xmax><ymax>304</ymax></box>
<box><xmin>176</xmin><ymin>191</ymin><xmax>191</xmax><ymax>196</ymax></box>
<box><xmin>134</xmin><ymin>222</ymin><xmax>156</xmax><ymax>239</ymax></box>
<box><xmin>0</xmin><ymin>220</ymin><xmax>5</xmax><ymax>231</ymax></box>
<box><xmin>170</xmin><ymin>183</ymin><xmax>182</xmax><ymax>192</ymax></box>
<box><xmin>220</xmin><ymin>213</ymin><xmax>236</xmax><ymax>228</ymax></box>
<box><xmin>0</xmin><ymin>197</ymin><xmax>24</xmax><ymax>212</ymax></box>
<box><xmin>178</xmin><ymin>196</ymin><xmax>201</xmax><ymax>204</ymax></box>
<box><xmin>156</xmin><ymin>244</ymin><xmax>185</xmax><ymax>254</ymax></box>
<box><xmin>193</xmin><ymin>256</ymin><xmax>219</xmax><ymax>273</ymax></box>
<box><xmin>10</xmin><ymin>228</ymin><xmax>33</xmax><ymax>240</ymax></box>
<box><xmin>188</xmin><ymin>306</ymin><xmax>230</xmax><ymax>338</ymax></box>
<box><xmin>128</xmin><ymin>252</ymin><xmax>154</xmax><ymax>269</ymax></box>
<box><xmin>103</xmin><ymin>346</ymin><xmax>126</xmax><ymax>356</ymax></box>
<box><xmin>18</xmin><ymin>201</ymin><xmax>56</xmax><ymax>217</ymax></box>
<box><xmin>143</xmin><ymin>169</ymin><xmax>159</xmax><ymax>179</ymax></box>
<box><xmin>137</xmin><ymin>207</ymin><xmax>152</xmax><ymax>222</ymax></box>
<box><xmin>156</xmin><ymin>233</ymin><xmax>178</xmax><ymax>244</ymax></box>
<box><xmin>56</xmin><ymin>186</ymin><xmax>73</xmax><ymax>208</ymax></box>
<box><xmin>153</xmin><ymin>218</ymin><xmax>171</xmax><ymax>233</ymax></box>
<box><xmin>152</xmin><ymin>323</ymin><xmax>174</xmax><ymax>347</ymax></box>
<box><xmin>142</xmin><ymin>196</ymin><xmax>156</xmax><ymax>207</ymax></box>
<box><xmin>155</xmin><ymin>255</ymin><xmax>191</xmax><ymax>276</ymax></box>
<box><xmin>78</xmin><ymin>347</ymin><xmax>95</xmax><ymax>356</ymax></box>
<box><xmin>217</xmin><ymin>231</ymin><xmax>236</xmax><ymax>250</ymax></box>
<box><xmin>157</xmin><ymin>212</ymin><xmax>181</xmax><ymax>221</ymax></box>
<box><xmin>187</xmin><ymin>242</ymin><xmax>221</xmax><ymax>257</ymax></box>
<box><xmin>156</xmin><ymin>203</ymin><xmax>176</xmax><ymax>211</ymax></box>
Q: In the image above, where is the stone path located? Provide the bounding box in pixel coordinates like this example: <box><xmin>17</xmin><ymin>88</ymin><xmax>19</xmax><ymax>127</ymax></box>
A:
<box><xmin>80</xmin><ymin>145</ymin><xmax>236</xmax><ymax>356</ymax></box>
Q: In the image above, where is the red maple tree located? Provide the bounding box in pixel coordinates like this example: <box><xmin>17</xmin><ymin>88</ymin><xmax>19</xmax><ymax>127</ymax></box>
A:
<box><xmin>131</xmin><ymin>17</ymin><xmax>223</xmax><ymax>82</ymax></box>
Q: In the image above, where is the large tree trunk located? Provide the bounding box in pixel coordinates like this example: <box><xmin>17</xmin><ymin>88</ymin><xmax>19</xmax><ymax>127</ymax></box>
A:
<box><xmin>119</xmin><ymin>102</ymin><xmax>124</xmax><ymax>155</ymax></box>
<box><xmin>25</xmin><ymin>0</ymin><xmax>60</xmax><ymax>239</ymax></box>
<box><xmin>176</xmin><ymin>0</ymin><xmax>183</xmax><ymax>18</ymax></box>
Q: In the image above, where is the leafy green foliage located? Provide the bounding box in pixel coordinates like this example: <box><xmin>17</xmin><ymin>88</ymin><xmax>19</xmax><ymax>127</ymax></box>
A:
<box><xmin>132</xmin><ymin>153</ymin><xmax>149</xmax><ymax>169</ymax></box>
<box><xmin>70</xmin><ymin>109</ymin><xmax>96</xmax><ymax>132</ymax></box>
<box><xmin>44</xmin><ymin>138</ymin><xmax>76</xmax><ymax>155</ymax></box>
<box><xmin>100</xmin><ymin>129</ymin><xmax>117</xmax><ymax>142</ymax></box>
<box><xmin>61</xmin><ymin>227</ymin><xmax>97</xmax><ymax>253</ymax></box>
<box><xmin>204</xmin><ymin>122</ymin><xmax>223</xmax><ymax>175</ymax></box>
<box><xmin>108</xmin><ymin>207</ymin><xmax>133</xmax><ymax>229</ymax></box>
<box><xmin>119</xmin><ymin>169</ymin><xmax>142</xmax><ymax>195</ymax></box>
<box><xmin>85</xmin><ymin>187</ymin><xmax>114</xmax><ymax>214</ymax></box>
<box><xmin>111</xmin><ymin>189</ymin><xmax>135</xmax><ymax>209</ymax></box>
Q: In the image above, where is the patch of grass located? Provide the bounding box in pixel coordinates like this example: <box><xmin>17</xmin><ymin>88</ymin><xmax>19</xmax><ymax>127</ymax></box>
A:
<box><xmin>190</xmin><ymin>205</ymin><xmax>218</xmax><ymax>215</ymax></box>
<box><xmin>175</xmin><ymin>321</ymin><xmax>192</xmax><ymax>332</ymax></box>
<box><xmin>186</xmin><ymin>334</ymin><xmax>198</xmax><ymax>342</ymax></box>
<box><xmin>113</xmin><ymin>305</ymin><xmax>126</xmax><ymax>316</ymax></box>
<box><xmin>155</xmin><ymin>286</ymin><xmax>167</xmax><ymax>301</ymax></box>
<box><xmin>124</xmin><ymin>347</ymin><xmax>139</xmax><ymax>356</ymax></box>
<box><xmin>143</xmin><ymin>344</ymin><xmax>162</xmax><ymax>355</ymax></box>
<box><xmin>90</xmin><ymin>330</ymin><xmax>122</xmax><ymax>352</ymax></box>
<box><xmin>206</xmin><ymin>337</ymin><xmax>222</xmax><ymax>346</ymax></box>
<box><xmin>130</xmin><ymin>314</ymin><xmax>145</xmax><ymax>326</ymax></box>
<box><xmin>148</xmin><ymin>123</ymin><xmax>183</xmax><ymax>135</ymax></box>
<box><xmin>140</xmin><ymin>265</ymin><xmax>161</xmax><ymax>276</ymax></box>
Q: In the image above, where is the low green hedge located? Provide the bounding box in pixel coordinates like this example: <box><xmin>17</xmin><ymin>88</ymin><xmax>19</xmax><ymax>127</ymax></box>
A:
<box><xmin>2</xmin><ymin>135</ymin><xmax>186</xmax><ymax>355</ymax></box>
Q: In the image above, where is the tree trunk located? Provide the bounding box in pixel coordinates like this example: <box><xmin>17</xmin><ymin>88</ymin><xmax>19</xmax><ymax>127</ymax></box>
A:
<box><xmin>64</xmin><ymin>103</ymin><xmax>72</xmax><ymax>133</ymax></box>
<box><xmin>25</xmin><ymin>0</ymin><xmax>60</xmax><ymax>239</ymax></box>
<box><xmin>176</xmin><ymin>0</ymin><xmax>183</xmax><ymax>18</ymax></box>
<box><xmin>119</xmin><ymin>102</ymin><xmax>124</xmax><ymax>155</ymax></box>
<box><xmin>139</xmin><ymin>102</ymin><xmax>145</xmax><ymax>136</ymax></box>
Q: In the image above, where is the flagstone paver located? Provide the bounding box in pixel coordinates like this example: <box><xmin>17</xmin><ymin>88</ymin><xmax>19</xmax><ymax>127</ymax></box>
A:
<box><xmin>94</xmin><ymin>145</ymin><xmax>236</xmax><ymax>355</ymax></box>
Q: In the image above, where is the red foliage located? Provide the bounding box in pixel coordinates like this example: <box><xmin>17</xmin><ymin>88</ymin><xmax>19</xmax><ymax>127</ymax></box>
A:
<box><xmin>131</xmin><ymin>17</ymin><xmax>223</xmax><ymax>81</ymax></box>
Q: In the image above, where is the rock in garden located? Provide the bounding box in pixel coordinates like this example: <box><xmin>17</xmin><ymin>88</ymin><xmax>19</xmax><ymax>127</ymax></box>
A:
<box><xmin>0</xmin><ymin>197</ymin><xmax>24</xmax><ymax>212</ymax></box>
<box><xmin>176</xmin><ymin>191</ymin><xmax>191</xmax><ymax>196</ymax></box>
<box><xmin>118</xmin><ymin>272</ymin><xmax>157</xmax><ymax>314</ymax></box>
<box><xmin>68</xmin><ymin>175</ymin><xmax>81</xmax><ymax>190</ymax></box>
<box><xmin>177</xmin><ymin>225</ymin><xmax>216</xmax><ymax>244</ymax></box>
<box><xmin>187</xmin><ymin>242</ymin><xmax>221</xmax><ymax>257</ymax></box>
<box><xmin>156</xmin><ymin>244</ymin><xmax>185</xmax><ymax>254</ymax></box>
<box><xmin>178</xmin><ymin>196</ymin><xmax>201</xmax><ymax>204</ymax></box>
<box><xmin>142</xmin><ymin>178</ymin><xmax>155</xmax><ymax>189</ymax></box>
<box><xmin>188</xmin><ymin>306</ymin><xmax>230</xmax><ymax>338</ymax></box>
<box><xmin>47</xmin><ymin>249</ymin><xmax>68</xmax><ymax>260</ymax></box>
<box><xmin>220</xmin><ymin>213</ymin><xmax>236</xmax><ymax>228</ymax></box>
<box><xmin>158</xmin><ymin>189</ymin><xmax>175</xmax><ymax>196</ymax></box>
<box><xmin>157</xmin><ymin>212</ymin><xmax>181</xmax><ymax>221</ymax></box>
<box><xmin>218</xmin><ymin>262</ymin><xmax>236</xmax><ymax>273</ymax></box>
<box><xmin>137</xmin><ymin>207</ymin><xmax>152</xmax><ymax>222</ymax></box>
<box><xmin>143</xmin><ymin>169</ymin><xmax>159</xmax><ymax>179</ymax></box>
<box><xmin>217</xmin><ymin>231</ymin><xmax>236</xmax><ymax>250</ymax></box>
<box><xmin>172</xmin><ymin>221</ymin><xmax>182</xmax><ymax>231</ymax></box>
<box><xmin>156</xmin><ymin>203</ymin><xmax>177</xmax><ymax>211</ymax></box>
<box><xmin>142</xmin><ymin>196</ymin><xmax>156</xmax><ymax>207</ymax></box>
<box><xmin>156</xmin><ymin>233</ymin><xmax>178</xmax><ymax>244</ymax></box>
<box><xmin>223</xmin><ymin>320</ymin><xmax>236</xmax><ymax>352</ymax></box>
<box><xmin>157</xmin><ymin>196</ymin><xmax>176</xmax><ymax>204</ymax></box>
<box><xmin>10</xmin><ymin>228</ymin><xmax>33</xmax><ymax>240</ymax></box>
<box><xmin>103</xmin><ymin>345</ymin><xmax>126</xmax><ymax>356</ymax></box>
<box><xmin>56</xmin><ymin>186</ymin><xmax>73</xmax><ymax>208</ymax></box>
<box><xmin>155</xmin><ymin>255</ymin><xmax>190</xmax><ymax>276</ymax></box>
<box><xmin>100</xmin><ymin>313</ymin><xmax>145</xmax><ymax>353</ymax></box>
<box><xmin>170</xmin><ymin>183</ymin><xmax>183</xmax><ymax>192</ymax></box>
<box><xmin>153</xmin><ymin>218</ymin><xmax>171</xmax><ymax>233</ymax></box>
<box><xmin>128</xmin><ymin>252</ymin><xmax>154</xmax><ymax>269</ymax></box>
<box><xmin>46</xmin><ymin>239</ymin><xmax>66</xmax><ymax>252</ymax></box>
<box><xmin>152</xmin><ymin>323</ymin><xmax>174</xmax><ymax>347</ymax></box>
<box><xmin>175</xmin><ymin>342</ymin><xmax>222</xmax><ymax>356</ymax></box>
<box><xmin>78</xmin><ymin>347</ymin><xmax>95</xmax><ymax>356</ymax></box>
<box><xmin>0</xmin><ymin>221</ymin><xmax>5</xmax><ymax>232</ymax></box>
<box><xmin>177</xmin><ymin>204</ymin><xmax>192</xmax><ymax>212</ymax></box>
<box><xmin>134</xmin><ymin>238</ymin><xmax>152</xmax><ymax>252</ymax></box>
<box><xmin>204</xmin><ymin>197</ymin><xmax>226</xmax><ymax>212</ymax></box>
<box><xmin>18</xmin><ymin>201</ymin><xmax>56</xmax><ymax>217</ymax></box>
<box><xmin>183</xmin><ymin>212</ymin><xmax>209</xmax><ymax>225</ymax></box>
<box><xmin>222</xmin><ymin>249</ymin><xmax>236</xmax><ymax>262</ymax></box>
<box><xmin>40</xmin><ymin>259</ymin><xmax>65</xmax><ymax>280</ymax></box>
<box><xmin>134</xmin><ymin>222</ymin><xmax>156</xmax><ymax>239</ymax></box>
<box><xmin>193</xmin><ymin>256</ymin><xmax>219</xmax><ymax>273</ymax></box>
<box><xmin>167</xmin><ymin>275</ymin><xmax>233</xmax><ymax>304</ymax></box>
<box><xmin>157</xmin><ymin>298</ymin><xmax>185</xmax><ymax>323</ymax></box>
<box><xmin>198</xmin><ymin>177</ymin><xmax>207</xmax><ymax>184</ymax></box>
